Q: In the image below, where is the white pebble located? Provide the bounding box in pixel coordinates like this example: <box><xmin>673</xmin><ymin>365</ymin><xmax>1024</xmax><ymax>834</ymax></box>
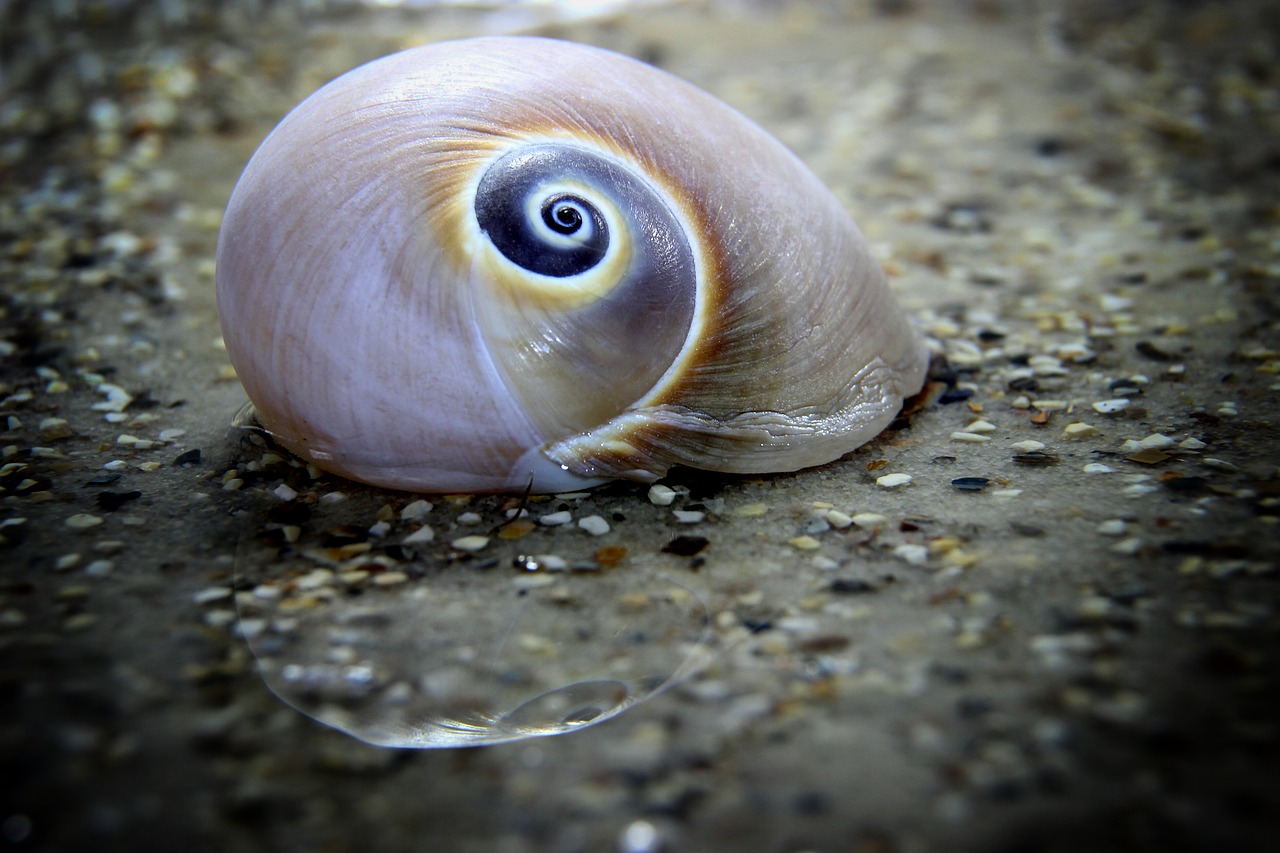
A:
<box><xmin>1096</xmin><ymin>519</ymin><xmax>1127</xmax><ymax>536</ymax></box>
<box><xmin>647</xmin><ymin>484</ymin><xmax>677</xmax><ymax>506</ymax></box>
<box><xmin>538</xmin><ymin>510</ymin><xmax>573</xmax><ymax>526</ymax></box>
<box><xmin>1083</xmin><ymin>463</ymin><xmax>1114</xmax><ymax>474</ymax></box>
<box><xmin>893</xmin><ymin>543</ymin><xmax>929</xmax><ymax>565</ymax></box>
<box><xmin>451</xmin><ymin>535</ymin><xmax>489</xmax><ymax>552</ymax></box>
<box><xmin>64</xmin><ymin>514</ymin><xmax>103</xmax><ymax>529</ymax></box>
<box><xmin>1178</xmin><ymin>437</ymin><xmax>1207</xmax><ymax>451</ymax></box>
<box><xmin>672</xmin><ymin>509</ymin><xmax>705</xmax><ymax>524</ymax></box>
<box><xmin>950</xmin><ymin>431</ymin><xmax>991</xmax><ymax>443</ymax></box>
<box><xmin>825</xmin><ymin>510</ymin><xmax>853</xmax><ymax>529</ymax></box>
<box><xmin>851</xmin><ymin>512</ymin><xmax>887</xmax><ymax>528</ymax></box>
<box><xmin>457</xmin><ymin>511</ymin><xmax>483</xmax><ymax>525</ymax></box>
<box><xmin>1092</xmin><ymin>399</ymin><xmax>1130</xmax><ymax>414</ymax></box>
<box><xmin>84</xmin><ymin>559</ymin><xmax>114</xmax><ymax>577</ymax></box>
<box><xmin>400</xmin><ymin>499</ymin><xmax>433</xmax><ymax>520</ymax></box>
<box><xmin>876</xmin><ymin>473</ymin><xmax>912</xmax><ymax>488</ymax></box>
<box><xmin>272</xmin><ymin>483</ymin><xmax>297</xmax><ymax>501</ymax></box>
<box><xmin>403</xmin><ymin>525</ymin><xmax>435</xmax><ymax>545</ymax></box>
<box><xmin>1062</xmin><ymin>422</ymin><xmax>1098</xmax><ymax>438</ymax></box>
<box><xmin>367</xmin><ymin>521</ymin><xmax>391</xmax><ymax>538</ymax></box>
<box><xmin>192</xmin><ymin>587</ymin><xmax>232</xmax><ymax>605</ymax></box>
<box><xmin>965</xmin><ymin>419</ymin><xmax>997</xmax><ymax>434</ymax></box>
<box><xmin>577</xmin><ymin>515</ymin><xmax>610</xmax><ymax>536</ymax></box>
<box><xmin>1011</xmin><ymin>440</ymin><xmax>1046</xmax><ymax>452</ymax></box>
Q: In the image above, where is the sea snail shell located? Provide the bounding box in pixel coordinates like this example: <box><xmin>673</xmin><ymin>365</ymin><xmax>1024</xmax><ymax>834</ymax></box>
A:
<box><xmin>216</xmin><ymin>36</ymin><xmax>928</xmax><ymax>494</ymax></box>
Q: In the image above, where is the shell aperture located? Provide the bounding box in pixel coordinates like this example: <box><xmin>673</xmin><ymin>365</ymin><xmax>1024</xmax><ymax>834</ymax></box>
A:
<box><xmin>215</xmin><ymin>36</ymin><xmax>928</xmax><ymax>493</ymax></box>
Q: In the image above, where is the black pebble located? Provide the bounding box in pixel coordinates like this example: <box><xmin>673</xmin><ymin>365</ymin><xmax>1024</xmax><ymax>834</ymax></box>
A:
<box><xmin>96</xmin><ymin>490</ymin><xmax>141</xmax><ymax>512</ymax></box>
<box><xmin>661</xmin><ymin>535</ymin><xmax>709</xmax><ymax>557</ymax></box>
<box><xmin>951</xmin><ymin>477</ymin><xmax>990</xmax><ymax>491</ymax></box>
<box><xmin>830</xmin><ymin>578</ymin><xmax>877</xmax><ymax>595</ymax></box>
<box><xmin>173</xmin><ymin>448</ymin><xmax>202</xmax><ymax>466</ymax></box>
<box><xmin>938</xmin><ymin>388</ymin><xmax>974</xmax><ymax>404</ymax></box>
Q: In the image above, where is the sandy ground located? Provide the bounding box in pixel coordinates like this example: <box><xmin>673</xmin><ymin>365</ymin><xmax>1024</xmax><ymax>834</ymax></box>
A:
<box><xmin>2</xmin><ymin>1</ymin><xmax>1279</xmax><ymax>851</ymax></box>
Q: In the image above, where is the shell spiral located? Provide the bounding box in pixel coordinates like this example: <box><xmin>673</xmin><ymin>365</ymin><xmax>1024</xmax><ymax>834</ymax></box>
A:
<box><xmin>215</xmin><ymin>36</ymin><xmax>928</xmax><ymax>493</ymax></box>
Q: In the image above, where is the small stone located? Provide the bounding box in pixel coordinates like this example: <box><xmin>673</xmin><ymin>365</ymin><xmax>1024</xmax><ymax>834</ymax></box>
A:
<box><xmin>457</xmin><ymin>511</ymin><xmax>483</xmax><ymax>525</ymax></box>
<box><xmin>54</xmin><ymin>554</ymin><xmax>81</xmax><ymax>572</ymax></box>
<box><xmin>1062</xmin><ymin>422</ymin><xmax>1099</xmax><ymax>438</ymax></box>
<box><xmin>661</xmin><ymin>535</ymin><xmax>709</xmax><ymax>556</ymax></box>
<box><xmin>1083</xmin><ymin>463</ymin><xmax>1114</xmax><ymax>474</ymax></box>
<box><xmin>400</xmin><ymin>499</ymin><xmax>432</xmax><ymax>520</ymax></box>
<box><xmin>950</xmin><ymin>431</ymin><xmax>991</xmax><ymax>443</ymax></box>
<box><xmin>672</xmin><ymin>509</ymin><xmax>705</xmax><ymax>524</ymax></box>
<box><xmin>893</xmin><ymin>544</ymin><xmax>929</xmax><ymax>565</ymax></box>
<box><xmin>965</xmin><ymin>419</ymin><xmax>997</xmax><ymax>434</ymax></box>
<box><xmin>1092</xmin><ymin>399</ymin><xmax>1130</xmax><ymax>414</ymax></box>
<box><xmin>272</xmin><ymin>483</ymin><xmax>297</xmax><ymax>501</ymax></box>
<box><xmin>403</xmin><ymin>525</ymin><xmax>434</xmax><ymax>545</ymax></box>
<box><xmin>193</xmin><ymin>587</ymin><xmax>233</xmax><ymax>605</ymax></box>
<box><xmin>647</xmin><ymin>484</ymin><xmax>677</xmax><ymax>506</ymax></box>
<box><xmin>372</xmin><ymin>571</ymin><xmax>409</xmax><ymax>586</ymax></box>
<box><xmin>876</xmin><ymin>473</ymin><xmax>912</xmax><ymax>488</ymax></box>
<box><xmin>951</xmin><ymin>477</ymin><xmax>990</xmax><ymax>491</ymax></box>
<box><xmin>577</xmin><ymin>515</ymin><xmax>610</xmax><ymax>536</ymax></box>
<box><xmin>65</xmin><ymin>514</ymin><xmax>104</xmax><ymax>529</ymax></box>
<box><xmin>733</xmin><ymin>502</ymin><xmax>769</xmax><ymax>517</ymax></box>
<box><xmin>1179</xmin><ymin>437</ymin><xmax>1207</xmax><ymax>451</ymax></box>
<box><xmin>538</xmin><ymin>510</ymin><xmax>573</xmax><ymax>526</ymax></box>
<box><xmin>1126</xmin><ymin>448</ymin><xmax>1170</xmax><ymax>465</ymax></box>
<box><xmin>825</xmin><ymin>510</ymin><xmax>853</xmax><ymax>529</ymax></box>
<box><xmin>1010</xmin><ymin>440</ymin><xmax>1046</xmax><ymax>452</ymax></box>
<box><xmin>451</xmin><ymin>535</ymin><xmax>489</xmax><ymax>552</ymax></box>
<box><xmin>851</xmin><ymin>512</ymin><xmax>887</xmax><ymax>528</ymax></box>
<box><xmin>788</xmin><ymin>535</ymin><xmax>821</xmax><ymax>550</ymax></box>
<box><xmin>1097</xmin><ymin>519</ymin><xmax>1127</xmax><ymax>536</ymax></box>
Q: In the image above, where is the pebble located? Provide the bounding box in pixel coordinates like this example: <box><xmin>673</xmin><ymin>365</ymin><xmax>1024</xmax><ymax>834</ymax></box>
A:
<box><xmin>272</xmin><ymin>483</ymin><xmax>297</xmax><ymax>501</ymax></box>
<box><xmin>1096</xmin><ymin>519</ymin><xmax>1127</xmax><ymax>536</ymax></box>
<box><xmin>788</xmin><ymin>535</ymin><xmax>821</xmax><ymax>550</ymax></box>
<box><xmin>538</xmin><ymin>510</ymin><xmax>573</xmax><ymax>526</ymax></box>
<box><xmin>1062</xmin><ymin>422</ymin><xmax>1099</xmax><ymax>438</ymax></box>
<box><xmin>1010</xmin><ymin>440</ymin><xmax>1046</xmax><ymax>452</ymax></box>
<box><xmin>875</xmin><ymin>473</ymin><xmax>912</xmax><ymax>488</ymax></box>
<box><xmin>577</xmin><ymin>515</ymin><xmax>610</xmax><ymax>536</ymax></box>
<box><xmin>825</xmin><ymin>509</ymin><xmax>853</xmax><ymax>528</ymax></box>
<box><xmin>451</xmin><ymin>535</ymin><xmax>489</xmax><ymax>552</ymax></box>
<box><xmin>950</xmin><ymin>431</ymin><xmax>992</xmax><ymax>443</ymax></box>
<box><xmin>1083</xmin><ymin>463</ymin><xmax>1115</xmax><ymax>474</ymax></box>
<box><xmin>1123</xmin><ymin>433</ymin><xmax>1175</xmax><ymax>451</ymax></box>
<box><xmin>672</xmin><ymin>509</ymin><xmax>705</xmax><ymax>524</ymax></box>
<box><xmin>851</xmin><ymin>512</ymin><xmax>887</xmax><ymax>528</ymax></box>
<box><xmin>893</xmin><ymin>544</ymin><xmax>929</xmax><ymax>565</ymax></box>
<box><xmin>457</xmin><ymin>511</ymin><xmax>483</xmax><ymax>525</ymax></box>
<box><xmin>65</xmin><ymin>514</ymin><xmax>104</xmax><ymax>529</ymax></box>
<box><xmin>647</xmin><ymin>484</ymin><xmax>677</xmax><ymax>506</ymax></box>
<box><xmin>400</xmin><ymin>499</ymin><xmax>433</xmax><ymax>520</ymax></box>
<box><xmin>965</xmin><ymin>419</ymin><xmax>997</xmax><ymax>433</ymax></box>
<box><xmin>1092</xmin><ymin>399</ymin><xmax>1130</xmax><ymax>414</ymax></box>
<box><xmin>733</xmin><ymin>502</ymin><xmax>769</xmax><ymax>517</ymax></box>
<box><xmin>402</xmin><ymin>525</ymin><xmax>434</xmax><ymax>545</ymax></box>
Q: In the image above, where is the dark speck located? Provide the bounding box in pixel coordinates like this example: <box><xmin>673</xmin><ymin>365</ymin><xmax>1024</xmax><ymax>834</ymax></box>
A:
<box><xmin>661</xmin><ymin>535</ymin><xmax>709</xmax><ymax>557</ymax></box>
<box><xmin>939</xmin><ymin>387</ymin><xmax>974</xmax><ymax>404</ymax></box>
<box><xmin>173</xmin><ymin>448</ymin><xmax>202</xmax><ymax>466</ymax></box>
<box><xmin>951</xmin><ymin>477</ymin><xmax>990</xmax><ymax>491</ymax></box>
<box><xmin>96</xmin><ymin>490</ymin><xmax>141</xmax><ymax>512</ymax></box>
<box><xmin>830</xmin><ymin>578</ymin><xmax>877</xmax><ymax>595</ymax></box>
<box><xmin>85</xmin><ymin>473</ymin><xmax>121</xmax><ymax>487</ymax></box>
<box><xmin>1135</xmin><ymin>341</ymin><xmax>1174</xmax><ymax>361</ymax></box>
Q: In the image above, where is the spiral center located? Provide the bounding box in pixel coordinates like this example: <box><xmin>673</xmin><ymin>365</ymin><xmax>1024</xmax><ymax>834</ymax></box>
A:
<box><xmin>544</xmin><ymin>197</ymin><xmax>585</xmax><ymax>235</ymax></box>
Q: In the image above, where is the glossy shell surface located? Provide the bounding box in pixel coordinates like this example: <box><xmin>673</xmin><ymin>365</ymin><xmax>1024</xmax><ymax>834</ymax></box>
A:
<box><xmin>215</xmin><ymin>36</ymin><xmax>928</xmax><ymax>493</ymax></box>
